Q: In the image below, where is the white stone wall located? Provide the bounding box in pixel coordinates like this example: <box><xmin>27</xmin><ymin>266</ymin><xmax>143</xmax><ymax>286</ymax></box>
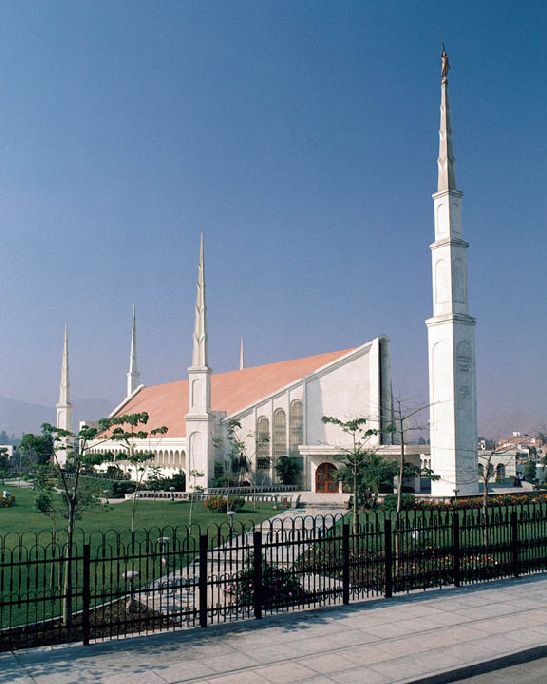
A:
<box><xmin>305</xmin><ymin>343</ymin><xmax>378</xmax><ymax>447</ymax></box>
<box><xmin>230</xmin><ymin>340</ymin><xmax>386</xmax><ymax>489</ymax></box>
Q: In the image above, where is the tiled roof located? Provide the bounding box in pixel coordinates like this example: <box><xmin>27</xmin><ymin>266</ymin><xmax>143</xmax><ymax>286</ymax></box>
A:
<box><xmin>112</xmin><ymin>348</ymin><xmax>353</xmax><ymax>438</ymax></box>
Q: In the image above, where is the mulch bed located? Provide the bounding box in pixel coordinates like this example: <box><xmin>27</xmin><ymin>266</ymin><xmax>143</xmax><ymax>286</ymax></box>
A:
<box><xmin>0</xmin><ymin>599</ymin><xmax>180</xmax><ymax>652</ymax></box>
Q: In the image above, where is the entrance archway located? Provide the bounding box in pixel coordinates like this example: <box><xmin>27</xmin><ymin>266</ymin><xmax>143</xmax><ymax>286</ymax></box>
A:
<box><xmin>315</xmin><ymin>462</ymin><xmax>338</xmax><ymax>493</ymax></box>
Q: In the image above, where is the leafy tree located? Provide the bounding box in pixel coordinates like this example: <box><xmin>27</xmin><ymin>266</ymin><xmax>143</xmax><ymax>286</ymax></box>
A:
<box><xmin>321</xmin><ymin>416</ymin><xmax>378</xmax><ymax>533</ymax></box>
<box><xmin>275</xmin><ymin>454</ymin><xmax>302</xmax><ymax>486</ymax></box>
<box><xmin>353</xmin><ymin>451</ymin><xmax>398</xmax><ymax>507</ymax></box>
<box><xmin>214</xmin><ymin>419</ymin><xmax>253</xmax><ymax>487</ymax></box>
<box><xmin>0</xmin><ymin>447</ymin><xmax>10</xmax><ymax>483</ymax></box>
<box><xmin>525</xmin><ymin>460</ymin><xmax>537</xmax><ymax>482</ymax></box>
<box><xmin>19</xmin><ymin>431</ymin><xmax>54</xmax><ymax>466</ymax></box>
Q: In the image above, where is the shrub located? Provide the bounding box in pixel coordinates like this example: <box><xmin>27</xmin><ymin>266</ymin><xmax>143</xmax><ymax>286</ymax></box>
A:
<box><xmin>204</xmin><ymin>495</ymin><xmax>245</xmax><ymax>513</ymax></box>
<box><xmin>382</xmin><ymin>494</ymin><xmax>417</xmax><ymax>511</ymax></box>
<box><xmin>226</xmin><ymin>553</ymin><xmax>308</xmax><ymax>607</ymax></box>
<box><xmin>112</xmin><ymin>481</ymin><xmax>137</xmax><ymax>498</ymax></box>
<box><xmin>0</xmin><ymin>491</ymin><xmax>16</xmax><ymax>508</ymax></box>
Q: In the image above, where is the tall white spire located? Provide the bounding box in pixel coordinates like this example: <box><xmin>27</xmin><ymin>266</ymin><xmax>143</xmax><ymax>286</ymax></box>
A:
<box><xmin>427</xmin><ymin>46</ymin><xmax>478</xmax><ymax>496</ymax></box>
<box><xmin>57</xmin><ymin>324</ymin><xmax>71</xmax><ymax>408</ymax></box>
<box><xmin>186</xmin><ymin>234</ymin><xmax>213</xmax><ymax>492</ymax></box>
<box><xmin>239</xmin><ymin>337</ymin><xmax>245</xmax><ymax>370</ymax></box>
<box><xmin>56</xmin><ymin>325</ymin><xmax>73</xmax><ymax>464</ymax></box>
<box><xmin>437</xmin><ymin>45</ymin><xmax>457</xmax><ymax>193</ymax></box>
<box><xmin>191</xmin><ymin>234</ymin><xmax>208</xmax><ymax>368</ymax></box>
<box><xmin>126</xmin><ymin>306</ymin><xmax>141</xmax><ymax>397</ymax></box>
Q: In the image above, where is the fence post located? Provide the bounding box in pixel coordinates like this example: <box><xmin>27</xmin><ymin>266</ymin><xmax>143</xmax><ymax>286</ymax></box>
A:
<box><xmin>384</xmin><ymin>518</ymin><xmax>393</xmax><ymax>599</ymax></box>
<box><xmin>452</xmin><ymin>512</ymin><xmax>461</xmax><ymax>588</ymax></box>
<box><xmin>199</xmin><ymin>533</ymin><xmax>208</xmax><ymax>628</ymax></box>
<box><xmin>342</xmin><ymin>523</ymin><xmax>350</xmax><ymax>605</ymax></box>
<box><xmin>511</xmin><ymin>511</ymin><xmax>519</xmax><ymax>578</ymax></box>
<box><xmin>253</xmin><ymin>530</ymin><xmax>263</xmax><ymax>619</ymax></box>
<box><xmin>82</xmin><ymin>544</ymin><xmax>91</xmax><ymax>646</ymax></box>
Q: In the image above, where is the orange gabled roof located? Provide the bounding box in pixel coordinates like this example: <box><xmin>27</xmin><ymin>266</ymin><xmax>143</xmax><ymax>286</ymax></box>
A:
<box><xmin>113</xmin><ymin>347</ymin><xmax>353</xmax><ymax>438</ymax></box>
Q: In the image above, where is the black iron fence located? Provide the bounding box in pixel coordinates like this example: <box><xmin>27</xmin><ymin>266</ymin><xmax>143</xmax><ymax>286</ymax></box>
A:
<box><xmin>2</xmin><ymin>504</ymin><xmax>547</xmax><ymax>651</ymax></box>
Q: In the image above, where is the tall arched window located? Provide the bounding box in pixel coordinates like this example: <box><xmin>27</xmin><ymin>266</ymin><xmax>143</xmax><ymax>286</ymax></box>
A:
<box><xmin>256</xmin><ymin>417</ymin><xmax>270</xmax><ymax>470</ymax></box>
<box><xmin>289</xmin><ymin>400</ymin><xmax>303</xmax><ymax>455</ymax></box>
<box><xmin>272</xmin><ymin>408</ymin><xmax>287</xmax><ymax>460</ymax></box>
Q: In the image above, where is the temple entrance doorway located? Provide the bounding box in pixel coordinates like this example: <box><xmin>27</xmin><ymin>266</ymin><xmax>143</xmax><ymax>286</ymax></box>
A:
<box><xmin>315</xmin><ymin>462</ymin><xmax>338</xmax><ymax>493</ymax></box>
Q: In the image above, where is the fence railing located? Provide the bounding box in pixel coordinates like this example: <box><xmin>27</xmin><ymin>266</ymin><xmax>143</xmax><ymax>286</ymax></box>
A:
<box><xmin>1</xmin><ymin>504</ymin><xmax>547</xmax><ymax>651</ymax></box>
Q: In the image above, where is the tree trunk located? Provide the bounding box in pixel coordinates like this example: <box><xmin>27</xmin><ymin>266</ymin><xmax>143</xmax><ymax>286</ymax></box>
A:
<box><xmin>481</xmin><ymin>454</ymin><xmax>492</xmax><ymax>555</ymax></box>
<box><xmin>353</xmin><ymin>462</ymin><xmax>359</xmax><ymax>535</ymax></box>
<box><xmin>62</xmin><ymin>505</ymin><xmax>75</xmax><ymax>629</ymax></box>
<box><xmin>395</xmin><ymin>421</ymin><xmax>405</xmax><ymax>560</ymax></box>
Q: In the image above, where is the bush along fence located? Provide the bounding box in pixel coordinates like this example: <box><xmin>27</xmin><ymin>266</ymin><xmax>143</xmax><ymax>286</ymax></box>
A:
<box><xmin>1</xmin><ymin>504</ymin><xmax>547</xmax><ymax>651</ymax></box>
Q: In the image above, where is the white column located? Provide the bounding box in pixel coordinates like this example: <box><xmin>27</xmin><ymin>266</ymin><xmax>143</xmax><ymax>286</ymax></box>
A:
<box><xmin>186</xmin><ymin>234</ymin><xmax>213</xmax><ymax>490</ymax></box>
<box><xmin>427</xmin><ymin>50</ymin><xmax>478</xmax><ymax>497</ymax></box>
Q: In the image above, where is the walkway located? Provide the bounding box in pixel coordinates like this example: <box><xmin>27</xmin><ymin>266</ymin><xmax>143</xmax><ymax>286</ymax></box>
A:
<box><xmin>2</xmin><ymin>574</ymin><xmax>547</xmax><ymax>684</ymax></box>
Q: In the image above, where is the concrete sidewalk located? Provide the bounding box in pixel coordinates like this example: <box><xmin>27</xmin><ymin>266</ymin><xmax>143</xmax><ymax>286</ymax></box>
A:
<box><xmin>2</xmin><ymin>575</ymin><xmax>547</xmax><ymax>684</ymax></box>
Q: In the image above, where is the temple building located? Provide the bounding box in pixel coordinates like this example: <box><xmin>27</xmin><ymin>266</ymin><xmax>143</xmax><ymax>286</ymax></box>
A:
<box><xmin>59</xmin><ymin>49</ymin><xmax>477</xmax><ymax>495</ymax></box>
<box><xmin>86</xmin><ymin>234</ymin><xmax>395</xmax><ymax>492</ymax></box>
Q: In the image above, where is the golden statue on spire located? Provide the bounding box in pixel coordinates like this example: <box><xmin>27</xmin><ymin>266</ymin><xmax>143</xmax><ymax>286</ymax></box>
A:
<box><xmin>441</xmin><ymin>43</ymin><xmax>450</xmax><ymax>79</ymax></box>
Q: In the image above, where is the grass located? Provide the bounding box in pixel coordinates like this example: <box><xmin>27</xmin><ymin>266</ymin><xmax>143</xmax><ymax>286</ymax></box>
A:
<box><xmin>0</xmin><ymin>485</ymin><xmax>282</xmax><ymax>631</ymax></box>
<box><xmin>0</xmin><ymin>486</ymin><xmax>276</xmax><ymax>541</ymax></box>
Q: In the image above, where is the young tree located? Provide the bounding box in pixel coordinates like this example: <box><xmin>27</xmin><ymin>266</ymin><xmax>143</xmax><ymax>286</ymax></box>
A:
<box><xmin>321</xmin><ymin>416</ymin><xmax>378</xmax><ymax>533</ymax></box>
<box><xmin>33</xmin><ymin>465</ymin><xmax>63</xmax><ymax>587</ymax></box>
<box><xmin>386</xmin><ymin>398</ymin><xmax>434</xmax><ymax>521</ymax></box>
<box><xmin>382</xmin><ymin>398</ymin><xmax>440</xmax><ymax>560</ymax></box>
<box><xmin>213</xmin><ymin>418</ymin><xmax>253</xmax><ymax>487</ymax></box>
<box><xmin>105</xmin><ymin>412</ymin><xmax>168</xmax><ymax>533</ymax></box>
<box><xmin>478</xmin><ymin>447</ymin><xmax>515</xmax><ymax>551</ymax></box>
<box><xmin>39</xmin><ymin>412</ymin><xmax>167</xmax><ymax>628</ymax></box>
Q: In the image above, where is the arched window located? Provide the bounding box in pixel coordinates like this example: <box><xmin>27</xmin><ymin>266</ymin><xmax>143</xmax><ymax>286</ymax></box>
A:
<box><xmin>272</xmin><ymin>409</ymin><xmax>287</xmax><ymax>460</ymax></box>
<box><xmin>496</xmin><ymin>463</ymin><xmax>506</xmax><ymax>479</ymax></box>
<box><xmin>478</xmin><ymin>463</ymin><xmax>484</xmax><ymax>476</ymax></box>
<box><xmin>289</xmin><ymin>400</ymin><xmax>303</xmax><ymax>455</ymax></box>
<box><xmin>256</xmin><ymin>417</ymin><xmax>270</xmax><ymax>470</ymax></box>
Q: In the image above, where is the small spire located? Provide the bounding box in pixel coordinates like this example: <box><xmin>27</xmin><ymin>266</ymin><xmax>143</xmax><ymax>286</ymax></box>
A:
<box><xmin>127</xmin><ymin>306</ymin><xmax>141</xmax><ymax>396</ymax></box>
<box><xmin>240</xmin><ymin>337</ymin><xmax>245</xmax><ymax>370</ymax></box>
<box><xmin>191</xmin><ymin>234</ymin><xmax>208</xmax><ymax>368</ymax></box>
<box><xmin>58</xmin><ymin>324</ymin><xmax>71</xmax><ymax>407</ymax></box>
<box><xmin>437</xmin><ymin>44</ymin><xmax>457</xmax><ymax>193</ymax></box>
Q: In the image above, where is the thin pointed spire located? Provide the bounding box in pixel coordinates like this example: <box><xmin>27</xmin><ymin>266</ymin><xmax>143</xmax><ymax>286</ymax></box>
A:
<box><xmin>58</xmin><ymin>324</ymin><xmax>71</xmax><ymax>407</ymax></box>
<box><xmin>437</xmin><ymin>44</ymin><xmax>457</xmax><ymax>193</ymax></box>
<box><xmin>127</xmin><ymin>305</ymin><xmax>141</xmax><ymax>396</ymax></box>
<box><xmin>239</xmin><ymin>337</ymin><xmax>244</xmax><ymax>370</ymax></box>
<box><xmin>191</xmin><ymin>234</ymin><xmax>208</xmax><ymax>368</ymax></box>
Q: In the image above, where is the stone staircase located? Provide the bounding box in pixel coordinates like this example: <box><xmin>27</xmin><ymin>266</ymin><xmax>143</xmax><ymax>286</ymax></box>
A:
<box><xmin>293</xmin><ymin>491</ymin><xmax>350</xmax><ymax>510</ymax></box>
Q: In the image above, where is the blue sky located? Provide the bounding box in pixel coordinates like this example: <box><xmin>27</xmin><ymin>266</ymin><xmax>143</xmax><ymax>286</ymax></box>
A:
<box><xmin>0</xmin><ymin>1</ymin><xmax>545</xmax><ymax>436</ymax></box>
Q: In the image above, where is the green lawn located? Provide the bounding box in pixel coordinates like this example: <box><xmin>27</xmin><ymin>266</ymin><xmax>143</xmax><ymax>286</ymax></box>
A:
<box><xmin>0</xmin><ymin>486</ymin><xmax>277</xmax><ymax>542</ymax></box>
<box><xmin>0</xmin><ymin>486</ymin><xmax>284</xmax><ymax>631</ymax></box>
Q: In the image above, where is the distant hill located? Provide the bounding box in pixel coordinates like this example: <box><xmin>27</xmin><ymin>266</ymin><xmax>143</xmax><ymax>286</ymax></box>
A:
<box><xmin>0</xmin><ymin>395</ymin><xmax>114</xmax><ymax>438</ymax></box>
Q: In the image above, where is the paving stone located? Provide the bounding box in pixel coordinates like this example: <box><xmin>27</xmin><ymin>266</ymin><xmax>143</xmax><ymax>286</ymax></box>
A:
<box><xmin>329</xmin><ymin>665</ymin><xmax>391</xmax><ymax>683</ymax></box>
<box><xmin>368</xmin><ymin>650</ymin><xmax>464</xmax><ymax>681</ymax></box>
<box><xmin>254</xmin><ymin>661</ymin><xmax>318</xmax><ymax>682</ymax></box>
<box><xmin>148</xmin><ymin>660</ymin><xmax>215</xmax><ymax>683</ymax></box>
<box><xmin>298</xmin><ymin>652</ymin><xmax>356</xmax><ymax>674</ymax></box>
